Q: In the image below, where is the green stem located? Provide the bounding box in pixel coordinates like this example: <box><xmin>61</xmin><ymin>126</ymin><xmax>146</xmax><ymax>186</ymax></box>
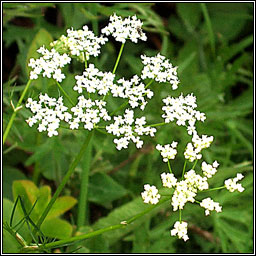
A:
<box><xmin>144</xmin><ymin>79</ymin><xmax>154</xmax><ymax>89</ymax></box>
<box><xmin>32</xmin><ymin>133</ymin><xmax>42</xmax><ymax>185</ymax></box>
<box><xmin>146</xmin><ymin>122</ymin><xmax>167</xmax><ymax>128</ymax></box>
<box><xmin>181</xmin><ymin>160</ymin><xmax>187</xmax><ymax>179</ymax></box>
<box><xmin>201</xmin><ymin>186</ymin><xmax>226</xmax><ymax>192</ymax></box>
<box><xmin>91</xmin><ymin>4</ymin><xmax>98</xmax><ymax>35</ymax></box>
<box><xmin>82</xmin><ymin>52</ymin><xmax>88</xmax><ymax>69</ymax></box>
<box><xmin>167</xmin><ymin>159</ymin><xmax>172</xmax><ymax>173</ymax></box>
<box><xmin>33</xmin><ymin>131</ymin><xmax>94</xmax><ymax>236</ymax></box>
<box><xmin>110</xmin><ymin>101</ymin><xmax>129</xmax><ymax>116</ymax></box>
<box><xmin>179</xmin><ymin>209</ymin><xmax>182</xmax><ymax>222</ymax></box>
<box><xmin>112</xmin><ymin>43</ymin><xmax>125</xmax><ymax>74</ymax></box>
<box><xmin>192</xmin><ymin>159</ymin><xmax>198</xmax><ymax>170</ymax></box>
<box><xmin>36</xmin><ymin>197</ymin><xmax>169</xmax><ymax>250</ymax></box>
<box><xmin>56</xmin><ymin>81</ymin><xmax>75</xmax><ymax>106</ymax></box>
<box><xmin>200</xmin><ymin>3</ymin><xmax>215</xmax><ymax>57</ymax></box>
<box><xmin>77</xmin><ymin>131</ymin><xmax>94</xmax><ymax>228</ymax></box>
<box><xmin>3</xmin><ymin>79</ymin><xmax>32</xmax><ymax>145</ymax></box>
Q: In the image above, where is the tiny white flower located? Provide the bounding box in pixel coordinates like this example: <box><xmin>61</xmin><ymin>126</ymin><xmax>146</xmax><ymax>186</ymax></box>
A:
<box><xmin>225</xmin><ymin>173</ymin><xmax>245</xmax><ymax>192</ymax></box>
<box><xmin>171</xmin><ymin>221</ymin><xmax>189</xmax><ymax>241</ymax></box>
<box><xmin>200</xmin><ymin>197</ymin><xmax>222</xmax><ymax>216</ymax></box>
<box><xmin>141</xmin><ymin>184</ymin><xmax>160</xmax><ymax>205</ymax></box>
<box><xmin>161</xmin><ymin>173</ymin><xmax>177</xmax><ymax>188</ymax></box>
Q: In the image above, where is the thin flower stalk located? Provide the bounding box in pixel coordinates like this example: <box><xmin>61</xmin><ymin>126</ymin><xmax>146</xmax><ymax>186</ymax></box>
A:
<box><xmin>3</xmin><ymin>79</ymin><xmax>32</xmax><ymax>145</ymax></box>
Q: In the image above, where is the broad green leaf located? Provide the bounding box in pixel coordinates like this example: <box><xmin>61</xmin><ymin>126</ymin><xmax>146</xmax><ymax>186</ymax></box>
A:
<box><xmin>12</xmin><ymin>180</ymin><xmax>77</xmax><ymax>223</ymax></box>
<box><xmin>3</xmin><ymin>25</ymin><xmax>36</xmax><ymax>47</ymax></box>
<box><xmin>59</xmin><ymin>3</ymin><xmax>87</xmax><ymax>29</ymax></box>
<box><xmin>3</xmin><ymin>229</ymin><xmax>21</xmax><ymax>253</ymax></box>
<box><xmin>12</xmin><ymin>180</ymin><xmax>38</xmax><ymax>219</ymax></box>
<box><xmin>25</xmin><ymin>139</ymin><xmax>55</xmax><ymax>166</ymax></box>
<box><xmin>41</xmin><ymin>218</ymin><xmax>73</xmax><ymax>239</ymax></box>
<box><xmin>3</xmin><ymin>198</ymin><xmax>30</xmax><ymax>252</ymax></box>
<box><xmin>46</xmin><ymin>196</ymin><xmax>77</xmax><ymax>219</ymax></box>
<box><xmin>36</xmin><ymin>186</ymin><xmax>51</xmax><ymax>216</ymax></box>
<box><xmin>3</xmin><ymin>166</ymin><xmax>26</xmax><ymax>200</ymax></box>
<box><xmin>92</xmin><ymin>197</ymin><xmax>169</xmax><ymax>246</ymax></box>
<box><xmin>88</xmin><ymin>172</ymin><xmax>128</xmax><ymax>208</ymax></box>
<box><xmin>132</xmin><ymin>222</ymin><xmax>149</xmax><ymax>253</ymax></box>
<box><xmin>79</xmin><ymin>226</ymin><xmax>110</xmax><ymax>253</ymax></box>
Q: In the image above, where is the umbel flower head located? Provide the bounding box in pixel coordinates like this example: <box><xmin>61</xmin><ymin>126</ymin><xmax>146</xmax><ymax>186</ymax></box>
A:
<box><xmin>28</xmin><ymin>46</ymin><xmax>71</xmax><ymax>82</ymax></box>
<box><xmin>141</xmin><ymin>130</ymin><xmax>245</xmax><ymax>241</ymax></box>
<box><xmin>141</xmin><ymin>184</ymin><xmax>160</xmax><ymax>204</ymax></box>
<box><xmin>225</xmin><ymin>173</ymin><xmax>245</xmax><ymax>192</ymax></box>
<box><xmin>50</xmin><ymin>25</ymin><xmax>108</xmax><ymax>61</ymax></box>
<box><xmin>24</xmin><ymin>13</ymin><xmax>246</xmax><ymax>244</ymax></box>
<box><xmin>101</xmin><ymin>13</ymin><xmax>147</xmax><ymax>43</ymax></box>
<box><xmin>171</xmin><ymin>221</ymin><xmax>189</xmax><ymax>242</ymax></box>
<box><xmin>26</xmin><ymin>94</ymin><xmax>71</xmax><ymax>137</ymax></box>
<box><xmin>141</xmin><ymin>53</ymin><xmax>180</xmax><ymax>90</ymax></box>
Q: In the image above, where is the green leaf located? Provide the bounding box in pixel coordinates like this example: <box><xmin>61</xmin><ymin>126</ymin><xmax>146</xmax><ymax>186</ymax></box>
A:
<box><xmin>177</xmin><ymin>3</ymin><xmax>202</xmax><ymax>32</ymax></box>
<box><xmin>88</xmin><ymin>172</ymin><xmax>128</xmax><ymax>208</ymax></box>
<box><xmin>132</xmin><ymin>222</ymin><xmax>150</xmax><ymax>253</ymax></box>
<box><xmin>3</xmin><ymin>166</ymin><xmax>26</xmax><ymax>200</ymax></box>
<box><xmin>168</xmin><ymin>16</ymin><xmax>189</xmax><ymax>41</ymax></box>
<box><xmin>207</xmin><ymin>3</ymin><xmax>252</xmax><ymax>41</ymax></box>
<box><xmin>3</xmin><ymin>198</ymin><xmax>23</xmax><ymax>228</ymax></box>
<box><xmin>41</xmin><ymin>218</ymin><xmax>73</xmax><ymax>239</ymax></box>
<box><xmin>46</xmin><ymin>196</ymin><xmax>77</xmax><ymax>219</ymax></box>
<box><xmin>3</xmin><ymin>198</ymin><xmax>30</xmax><ymax>252</ymax></box>
<box><xmin>79</xmin><ymin>226</ymin><xmax>110</xmax><ymax>253</ymax></box>
<box><xmin>36</xmin><ymin>186</ymin><xmax>51</xmax><ymax>217</ymax></box>
<box><xmin>92</xmin><ymin>197</ymin><xmax>169</xmax><ymax>246</ymax></box>
<box><xmin>12</xmin><ymin>180</ymin><xmax>77</xmax><ymax>224</ymax></box>
<box><xmin>3</xmin><ymin>228</ymin><xmax>21</xmax><ymax>253</ymax></box>
<box><xmin>221</xmin><ymin>35</ymin><xmax>253</xmax><ymax>63</ymax></box>
<box><xmin>59</xmin><ymin>3</ymin><xmax>87</xmax><ymax>29</ymax></box>
<box><xmin>3</xmin><ymin>25</ymin><xmax>36</xmax><ymax>47</ymax></box>
<box><xmin>12</xmin><ymin>180</ymin><xmax>38</xmax><ymax>219</ymax></box>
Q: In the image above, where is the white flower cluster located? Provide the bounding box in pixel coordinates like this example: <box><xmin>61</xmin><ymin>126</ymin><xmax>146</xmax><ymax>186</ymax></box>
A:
<box><xmin>74</xmin><ymin>66</ymin><xmax>153</xmax><ymax>111</ymax></box>
<box><xmin>51</xmin><ymin>26</ymin><xmax>108</xmax><ymax>61</ymax></box>
<box><xmin>162</xmin><ymin>93</ymin><xmax>206</xmax><ymax>135</ymax></box>
<box><xmin>192</xmin><ymin>134</ymin><xmax>214</xmax><ymax>151</ymax></box>
<box><xmin>115</xmin><ymin>76</ymin><xmax>153</xmax><ymax>110</ymax></box>
<box><xmin>141</xmin><ymin>184</ymin><xmax>160</xmax><ymax>204</ymax></box>
<box><xmin>201</xmin><ymin>161</ymin><xmax>219</xmax><ymax>178</ymax></box>
<box><xmin>171</xmin><ymin>170</ymin><xmax>209</xmax><ymax>211</ymax></box>
<box><xmin>170</xmin><ymin>221</ymin><xmax>189</xmax><ymax>242</ymax></box>
<box><xmin>156</xmin><ymin>141</ymin><xmax>178</xmax><ymax>162</ymax></box>
<box><xmin>161</xmin><ymin>172</ymin><xmax>177</xmax><ymax>188</ymax></box>
<box><xmin>101</xmin><ymin>13</ymin><xmax>147</xmax><ymax>43</ymax></box>
<box><xmin>28</xmin><ymin>46</ymin><xmax>71</xmax><ymax>82</ymax></box>
<box><xmin>106</xmin><ymin>109</ymin><xmax>156</xmax><ymax>150</ymax></box>
<box><xmin>74</xmin><ymin>64</ymin><xmax>115</xmax><ymax>95</ymax></box>
<box><xmin>141</xmin><ymin>53</ymin><xmax>180</xmax><ymax>90</ymax></box>
<box><xmin>184</xmin><ymin>134</ymin><xmax>213</xmax><ymax>162</ymax></box>
<box><xmin>69</xmin><ymin>96</ymin><xmax>111</xmax><ymax>130</ymax></box>
<box><xmin>225</xmin><ymin>173</ymin><xmax>245</xmax><ymax>192</ymax></box>
<box><xmin>200</xmin><ymin>197</ymin><xmax>222</xmax><ymax>216</ymax></box>
<box><xmin>26</xmin><ymin>94</ymin><xmax>71</xmax><ymax>137</ymax></box>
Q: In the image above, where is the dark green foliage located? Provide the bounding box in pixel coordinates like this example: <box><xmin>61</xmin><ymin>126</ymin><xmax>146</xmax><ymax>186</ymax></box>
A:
<box><xmin>3</xmin><ymin>2</ymin><xmax>253</xmax><ymax>253</ymax></box>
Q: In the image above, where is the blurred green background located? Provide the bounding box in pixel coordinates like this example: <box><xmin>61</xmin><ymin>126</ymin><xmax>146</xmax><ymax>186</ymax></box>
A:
<box><xmin>3</xmin><ymin>2</ymin><xmax>253</xmax><ymax>253</ymax></box>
